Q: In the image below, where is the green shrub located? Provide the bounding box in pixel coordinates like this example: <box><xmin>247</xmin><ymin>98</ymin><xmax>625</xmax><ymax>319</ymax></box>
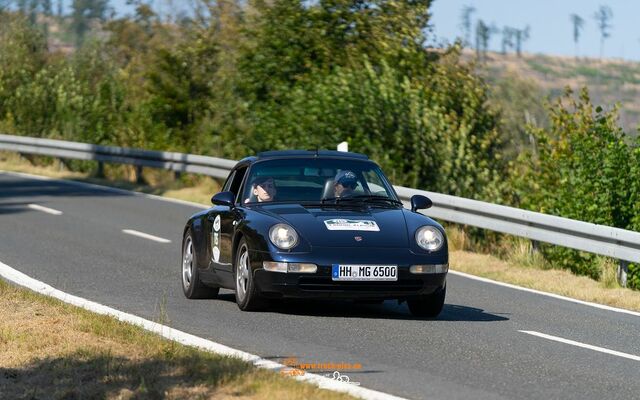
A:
<box><xmin>0</xmin><ymin>14</ymin><xmax>47</xmax><ymax>125</ymax></box>
<box><xmin>511</xmin><ymin>88</ymin><xmax>640</xmax><ymax>280</ymax></box>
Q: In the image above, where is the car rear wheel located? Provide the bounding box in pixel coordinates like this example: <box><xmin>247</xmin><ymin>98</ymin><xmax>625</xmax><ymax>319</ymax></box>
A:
<box><xmin>234</xmin><ymin>238</ymin><xmax>265</xmax><ymax>311</ymax></box>
<box><xmin>407</xmin><ymin>284</ymin><xmax>446</xmax><ymax>318</ymax></box>
<box><xmin>182</xmin><ymin>230</ymin><xmax>219</xmax><ymax>299</ymax></box>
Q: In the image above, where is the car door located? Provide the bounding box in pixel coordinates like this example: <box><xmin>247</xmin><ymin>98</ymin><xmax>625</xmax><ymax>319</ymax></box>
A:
<box><xmin>207</xmin><ymin>166</ymin><xmax>248</xmax><ymax>274</ymax></box>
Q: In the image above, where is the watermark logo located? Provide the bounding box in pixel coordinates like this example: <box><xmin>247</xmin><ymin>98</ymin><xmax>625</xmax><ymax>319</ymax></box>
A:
<box><xmin>278</xmin><ymin>357</ymin><xmax>363</xmax><ymax>382</ymax></box>
<box><xmin>325</xmin><ymin>371</ymin><xmax>360</xmax><ymax>386</ymax></box>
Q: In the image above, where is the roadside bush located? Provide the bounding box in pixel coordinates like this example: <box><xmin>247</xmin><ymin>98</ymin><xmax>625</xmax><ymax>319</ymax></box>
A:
<box><xmin>511</xmin><ymin>88</ymin><xmax>640</xmax><ymax>281</ymax></box>
<box><xmin>0</xmin><ymin>14</ymin><xmax>47</xmax><ymax>129</ymax></box>
<box><xmin>6</xmin><ymin>42</ymin><xmax>127</xmax><ymax>145</ymax></box>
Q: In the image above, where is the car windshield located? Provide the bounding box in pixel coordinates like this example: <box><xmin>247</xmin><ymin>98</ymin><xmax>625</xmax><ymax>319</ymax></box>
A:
<box><xmin>241</xmin><ymin>158</ymin><xmax>399</xmax><ymax>205</ymax></box>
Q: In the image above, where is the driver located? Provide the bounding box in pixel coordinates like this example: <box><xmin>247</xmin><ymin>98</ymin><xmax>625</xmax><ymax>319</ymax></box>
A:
<box><xmin>247</xmin><ymin>176</ymin><xmax>276</xmax><ymax>203</ymax></box>
<box><xmin>334</xmin><ymin>170</ymin><xmax>358</xmax><ymax>198</ymax></box>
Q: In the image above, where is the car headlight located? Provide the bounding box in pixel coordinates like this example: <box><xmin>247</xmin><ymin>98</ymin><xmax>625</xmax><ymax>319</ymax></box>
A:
<box><xmin>415</xmin><ymin>226</ymin><xmax>444</xmax><ymax>251</ymax></box>
<box><xmin>269</xmin><ymin>224</ymin><xmax>299</xmax><ymax>250</ymax></box>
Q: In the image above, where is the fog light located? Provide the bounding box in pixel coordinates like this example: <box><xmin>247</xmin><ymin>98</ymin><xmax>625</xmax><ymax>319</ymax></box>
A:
<box><xmin>262</xmin><ymin>261</ymin><xmax>317</xmax><ymax>273</ymax></box>
<box><xmin>409</xmin><ymin>264</ymin><xmax>448</xmax><ymax>274</ymax></box>
<box><xmin>263</xmin><ymin>261</ymin><xmax>288</xmax><ymax>273</ymax></box>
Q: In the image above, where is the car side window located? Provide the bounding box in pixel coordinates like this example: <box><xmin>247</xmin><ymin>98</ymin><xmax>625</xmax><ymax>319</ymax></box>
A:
<box><xmin>229</xmin><ymin>167</ymin><xmax>248</xmax><ymax>201</ymax></box>
<box><xmin>222</xmin><ymin>171</ymin><xmax>236</xmax><ymax>192</ymax></box>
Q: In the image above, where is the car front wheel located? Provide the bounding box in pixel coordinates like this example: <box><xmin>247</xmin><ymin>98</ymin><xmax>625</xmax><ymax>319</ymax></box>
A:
<box><xmin>234</xmin><ymin>237</ymin><xmax>265</xmax><ymax>311</ymax></box>
<box><xmin>407</xmin><ymin>284</ymin><xmax>446</xmax><ymax>318</ymax></box>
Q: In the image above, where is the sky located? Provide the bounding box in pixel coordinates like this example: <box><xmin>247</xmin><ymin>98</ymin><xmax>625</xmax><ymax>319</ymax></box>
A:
<box><xmin>429</xmin><ymin>0</ymin><xmax>640</xmax><ymax>61</ymax></box>
<box><xmin>59</xmin><ymin>0</ymin><xmax>640</xmax><ymax>61</ymax></box>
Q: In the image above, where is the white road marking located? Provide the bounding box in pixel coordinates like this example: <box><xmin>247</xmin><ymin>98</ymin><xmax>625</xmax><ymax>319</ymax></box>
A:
<box><xmin>449</xmin><ymin>270</ymin><xmax>640</xmax><ymax>318</ymax></box>
<box><xmin>122</xmin><ymin>229</ymin><xmax>171</xmax><ymax>244</ymax></box>
<box><xmin>27</xmin><ymin>203</ymin><xmax>63</xmax><ymax>215</ymax></box>
<box><xmin>0</xmin><ymin>259</ymin><xmax>406</xmax><ymax>400</ymax></box>
<box><xmin>519</xmin><ymin>330</ymin><xmax>640</xmax><ymax>362</ymax></box>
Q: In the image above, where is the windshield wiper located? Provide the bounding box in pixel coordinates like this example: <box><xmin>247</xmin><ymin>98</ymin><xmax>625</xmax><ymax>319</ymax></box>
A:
<box><xmin>318</xmin><ymin>197</ymin><xmax>360</xmax><ymax>207</ymax></box>
<box><xmin>321</xmin><ymin>195</ymin><xmax>403</xmax><ymax>207</ymax></box>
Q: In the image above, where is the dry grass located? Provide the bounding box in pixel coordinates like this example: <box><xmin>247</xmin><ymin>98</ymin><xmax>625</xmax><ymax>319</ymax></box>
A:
<box><xmin>0</xmin><ymin>280</ymin><xmax>355</xmax><ymax>400</ymax></box>
<box><xmin>450</xmin><ymin>250</ymin><xmax>640</xmax><ymax>312</ymax></box>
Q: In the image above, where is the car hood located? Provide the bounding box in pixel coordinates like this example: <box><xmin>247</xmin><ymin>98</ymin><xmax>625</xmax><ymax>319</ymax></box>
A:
<box><xmin>253</xmin><ymin>204</ymin><xmax>409</xmax><ymax>248</ymax></box>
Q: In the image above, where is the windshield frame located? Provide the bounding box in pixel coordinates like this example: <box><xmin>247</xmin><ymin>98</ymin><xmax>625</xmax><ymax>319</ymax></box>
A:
<box><xmin>239</xmin><ymin>156</ymin><xmax>400</xmax><ymax>206</ymax></box>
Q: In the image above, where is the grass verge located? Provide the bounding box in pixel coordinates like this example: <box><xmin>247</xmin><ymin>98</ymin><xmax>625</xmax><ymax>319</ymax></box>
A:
<box><xmin>0</xmin><ymin>279</ymin><xmax>355</xmax><ymax>400</ymax></box>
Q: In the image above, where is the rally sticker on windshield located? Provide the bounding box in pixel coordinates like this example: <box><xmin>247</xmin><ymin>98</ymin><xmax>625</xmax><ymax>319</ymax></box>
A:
<box><xmin>324</xmin><ymin>219</ymin><xmax>380</xmax><ymax>232</ymax></box>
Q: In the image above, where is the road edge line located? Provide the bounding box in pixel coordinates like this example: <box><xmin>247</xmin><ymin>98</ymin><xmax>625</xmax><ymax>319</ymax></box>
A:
<box><xmin>0</xmin><ymin>259</ymin><xmax>407</xmax><ymax>400</ymax></box>
<box><xmin>518</xmin><ymin>330</ymin><xmax>640</xmax><ymax>361</ymax></box>
<box><xmin>449</xmin><ymin>270</ymin><xmax>640</xmax><ymax>317</ymax></box>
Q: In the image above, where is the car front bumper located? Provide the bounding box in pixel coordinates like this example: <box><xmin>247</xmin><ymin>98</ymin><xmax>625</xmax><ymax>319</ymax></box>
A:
<box><xmin>250</xmin><ymin>247</ymin><xmax>447</xmax><ymax>300</ymax></box>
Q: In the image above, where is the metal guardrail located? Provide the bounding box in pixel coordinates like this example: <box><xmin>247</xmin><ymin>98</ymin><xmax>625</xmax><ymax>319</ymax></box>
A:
<box><xmin>1</xmin><ymin>134</ymin><xmax>639</xmax><ymax>284</ymax></box>
<box><xmin>0</xmin><ymin>134</ymin><xmax>235</xmax><ymax>179</ymax></box>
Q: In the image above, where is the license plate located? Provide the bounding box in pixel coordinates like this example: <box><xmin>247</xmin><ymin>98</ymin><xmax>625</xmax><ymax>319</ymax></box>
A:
<box><xmin>331</xmin><ymin>264</ymin><xmax>398</xmax><ymax>281</ymax></box>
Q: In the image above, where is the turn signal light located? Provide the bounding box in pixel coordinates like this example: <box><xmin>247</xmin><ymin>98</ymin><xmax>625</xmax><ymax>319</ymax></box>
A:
<box><xmin>409</xmin><ymin>264</ymin><xmax>448</xmax><ymax>274</ymax></box>
<box><xmin>263</xmin><ymin>262</ymin><xmax>317</xmax><ymax>273</ymax></box>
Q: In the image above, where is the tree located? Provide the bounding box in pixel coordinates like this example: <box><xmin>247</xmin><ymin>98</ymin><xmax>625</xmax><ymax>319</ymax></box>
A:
<box><xmin>513</xmin><ymin>25</ymin><xmax>530</xmax><ymax>57</ymax></box>
<box><xmin>41</xmin><ymin>0</ymin><xmax>53</xmax><ymax>41</ymax></box>
<box><xmin>593</xmin><ymin>5</ymin><xmax>612</xmax><ymax>58</ymax></box>
<box><xmin>475</xmin><ymin>19</ymin><xmax>497</xmax><ymax>60</ymax></box>
<box><xmin>501</xmin><ymin>26</ymin><xmax>514</xmax><ymax>54</ymax></box>
<box><xmin>42</xmin><ymin>0</ymin><xmax>52</xmax><ymax>15</ymax></box>
<box><xmin>239</xmin><ymin>0</ymin><xmax>433</xmax><ymax>102</ymax></box>
<box><xmin>459</xmin><ymin>5</ymin><xmax>475</xmax><ymax>47</ymax></box>
<box><xmin>70</xmin><ymin>0</ymin><xmax>109</xmax><ymax>47</ymax></box>
<box><xmin>570</xmin><ymin>13</ymin><xmax>584</xmax><ymax>57</ymax></box>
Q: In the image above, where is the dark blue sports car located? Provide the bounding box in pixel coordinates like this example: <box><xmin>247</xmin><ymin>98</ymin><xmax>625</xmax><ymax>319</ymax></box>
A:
<box><xmin>181</xmin><ymin>150</ymin><xmax>448</xmax><ymax>317</ymax></box>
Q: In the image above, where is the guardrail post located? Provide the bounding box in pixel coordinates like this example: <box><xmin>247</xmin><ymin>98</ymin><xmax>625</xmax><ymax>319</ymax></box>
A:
<box><xmin>617</xmin><ymin>260</ymin><xmax>629</xmax><ymax>288</ymax></box>
<box><xmin>18</xmin><ymin>153</ymin><xmax>34</xmax><ymax>164</ymax></box>
<box><xmin>96</xmin><ymin>161</ymin><xmax>104</xmax><ymax>178</ymax></box>
<box><xmin>135</xmin><ymin>165</ymin><xmax>145</xmax><ymax>184</ymax></box>
<box><xmin>58</xmin><ymin>158</ymin><xmax>70</xmax><ymax>171</ymax></box>
<box><xmin>530</xmin><ymin>240</ymin><xmax>540</xmax><ymax>254</ymax></box>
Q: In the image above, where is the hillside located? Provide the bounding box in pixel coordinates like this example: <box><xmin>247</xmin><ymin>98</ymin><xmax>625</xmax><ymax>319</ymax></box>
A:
<box><xmin>474</xmin><ymin>51</ymin><xmax>640</xmax><ymax>135</ymax></box>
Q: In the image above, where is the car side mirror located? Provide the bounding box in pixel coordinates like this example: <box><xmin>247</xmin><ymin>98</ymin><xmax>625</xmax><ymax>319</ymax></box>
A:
<box><xmin>211</xmin><ymin>191</ymin><xmax>236</xmax><ymax>207</ymax></box>
<box><xmin>411</xmin><ymin>195</ymin><xmax>432</xmax><ymax>212</ymax></box>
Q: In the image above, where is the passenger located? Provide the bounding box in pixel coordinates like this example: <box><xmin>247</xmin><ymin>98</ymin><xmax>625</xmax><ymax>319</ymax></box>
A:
<box><xmin>333</xmin><ymin>170</ymin><xmax>358</xmax><ymax>198</ymax></box>
<box><xmin>247</xmin><ymin>176</ymin><xmax>276</xmax><ymax>203</ymax></box>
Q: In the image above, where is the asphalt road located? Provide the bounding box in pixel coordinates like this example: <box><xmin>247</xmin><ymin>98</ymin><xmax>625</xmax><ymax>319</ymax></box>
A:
<box><xmin>1</xmin><ymin>171</ymin><xmax>639</xmax><ymax>400</ymax></box>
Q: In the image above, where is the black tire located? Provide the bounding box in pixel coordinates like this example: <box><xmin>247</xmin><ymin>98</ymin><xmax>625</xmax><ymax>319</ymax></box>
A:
<box><xmin>182</xmin><ymin>229</ymin><xmax>219</xmax><ymax>299</ymax></box>
<box><xmin>234</xmin><ymin>237</ymin><xmax>265</xmax><ymax>311</ymax></box>
<box><xmin>407</xmin><ymin>285</ymin><xmax>446</xmax><ymax>318</ymax></box>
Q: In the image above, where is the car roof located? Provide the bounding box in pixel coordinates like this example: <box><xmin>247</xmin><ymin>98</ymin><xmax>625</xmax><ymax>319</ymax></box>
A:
<box><xmin>233</xmin><ymin>150</ymin><xmax>371</xmax><ymax>170</ymax></box>
<box><xmin>257</xmin><ymin>150</ymin><xmax>369</xmax><ymax>160</ymax></box>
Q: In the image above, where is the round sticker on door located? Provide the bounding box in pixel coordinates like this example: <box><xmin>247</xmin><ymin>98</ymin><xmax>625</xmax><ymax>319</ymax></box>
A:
<box><xmin>212</xmin><ymin>246</ymin><xmax>220</xmax><ymax>263</ymax></box>
<box><xmin>213</xmin><ymin>215</ymin><xmax>221</xmax><ymax>232</ymax></box>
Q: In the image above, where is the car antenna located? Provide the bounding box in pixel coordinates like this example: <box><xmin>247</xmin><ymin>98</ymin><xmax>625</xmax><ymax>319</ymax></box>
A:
<box><xmin>315</xmin><ymin>146</ymin><xmax>319</xmax><ymax>157</ymax></box>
